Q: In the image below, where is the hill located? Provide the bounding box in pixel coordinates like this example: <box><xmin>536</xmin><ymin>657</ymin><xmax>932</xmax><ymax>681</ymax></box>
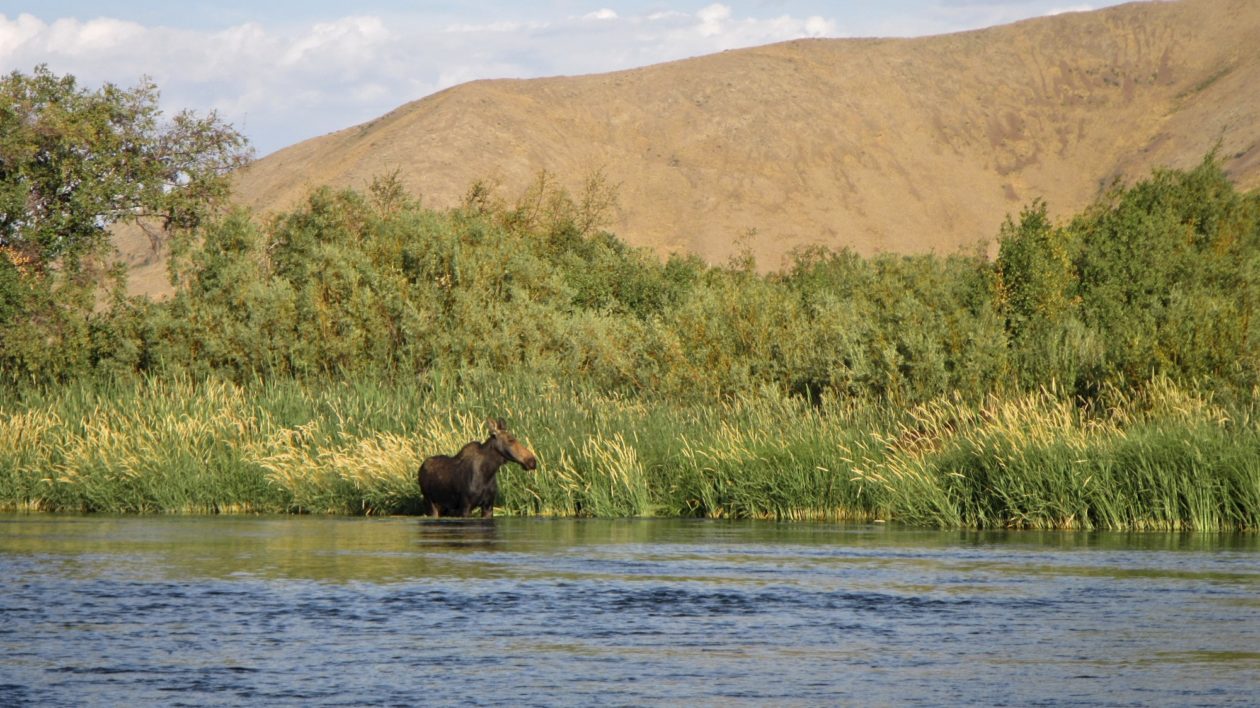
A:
<box><xmin>122</xmin><ymin>0</ymin><xmax>1260</xmax><ymax>294</ymax></box>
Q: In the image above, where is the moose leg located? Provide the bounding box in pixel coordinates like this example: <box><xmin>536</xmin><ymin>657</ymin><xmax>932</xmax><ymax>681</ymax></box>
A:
<box><xmin>481</xmin><ymin>505</ymin><xmax>494</xmax><ymax>519</ymax></box>
<box><xmin>427</xmin><ymin>500</ymin><xmax>442</xmax><ymax>518</ymax></box>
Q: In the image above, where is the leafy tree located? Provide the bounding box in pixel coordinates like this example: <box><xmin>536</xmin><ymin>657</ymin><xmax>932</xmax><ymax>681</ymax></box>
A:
<box><xmin>996</xmin><ymin>200</ymin><xmax>1076</xmax><ymax>339</ymax></box>
<box><xmin>0</xmin><ymin>66</ymin><xmax>251</xmax><ymax>384</ymax></box>
<box><xmin>995</xmin><ymin>199</ymin><xmax>1102</xmax><ymax>392</ymax></box>
<box><xmin>0</xmin><ymin>65</ymin><xmax>252</xmax><ymax>271</ymax></box>
<box><xmin>1070</xmin><ymin>154</ymin><xmax>1260</xmax><ymax>391</ymax></box>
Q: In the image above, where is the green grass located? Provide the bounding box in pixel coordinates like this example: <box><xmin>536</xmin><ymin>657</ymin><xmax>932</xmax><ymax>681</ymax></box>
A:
<box><xmin>0</xmin><ymin>375</ymin><xmax>1256</xmax><ymax>530</ymax></box>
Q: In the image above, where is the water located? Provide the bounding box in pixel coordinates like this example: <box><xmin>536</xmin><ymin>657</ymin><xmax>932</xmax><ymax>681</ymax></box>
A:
<box><xmin>1</xmin><ymin>515</ymin><xmax>1257</xmax><ymax>706</ymax></box>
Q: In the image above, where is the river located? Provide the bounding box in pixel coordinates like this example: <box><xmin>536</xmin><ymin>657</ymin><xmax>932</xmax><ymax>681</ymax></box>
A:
<box><xmin>1</xmin><ymin>515</ymin><xmax>1257</xmax><ymax>706</ymax></box>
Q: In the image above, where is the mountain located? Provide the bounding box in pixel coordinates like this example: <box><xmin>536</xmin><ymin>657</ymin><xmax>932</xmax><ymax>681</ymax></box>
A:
<box><xmin>123</xmin><ymin>0</ymin><xmax>1260</xmax><ymax>294</ymax></box>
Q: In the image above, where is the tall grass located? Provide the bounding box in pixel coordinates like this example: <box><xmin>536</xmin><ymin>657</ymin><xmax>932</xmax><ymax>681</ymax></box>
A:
<box><xmin>0</xmin><ymin>375</ymin><xmax>1256</xmax><ymax>530</ymax></box>
<box><xmin>844</xmin><ymin>380</ymin><xmax>1260</xmax><ymax>529</ymax></box>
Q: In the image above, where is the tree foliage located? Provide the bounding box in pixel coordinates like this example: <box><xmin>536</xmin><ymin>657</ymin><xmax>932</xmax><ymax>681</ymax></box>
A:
<box><xmin>997</xmin><ymin>154</ymin><xmax>1260</xmax><ymax>397</ymax></box>
<box><xmin>0</xmin><ymin>67</ymin><xmax>251</xmax><ymax>383</ymax></box>
<box><xmin>68</xmin><ymin>154</ymin><xmax>1249</xmax><ymax>404</ymax></box>
<box><xmin>0</xmin><ymin>65</ymin><xmax>252</xmax><ymax>270</ymax></box>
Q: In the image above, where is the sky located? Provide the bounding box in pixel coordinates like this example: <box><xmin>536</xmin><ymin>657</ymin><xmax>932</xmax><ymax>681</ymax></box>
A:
<box><xmin>1</xmin><ymin>1</ymin><xmax>1136</xmax><ymax>157</ymax></box>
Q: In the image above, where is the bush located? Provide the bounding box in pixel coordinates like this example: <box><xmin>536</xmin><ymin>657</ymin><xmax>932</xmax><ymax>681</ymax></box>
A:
<box><xmin>4</xmin><ymin>154</ymin><xmax>1258</xmax><ymax>409</ymax></box>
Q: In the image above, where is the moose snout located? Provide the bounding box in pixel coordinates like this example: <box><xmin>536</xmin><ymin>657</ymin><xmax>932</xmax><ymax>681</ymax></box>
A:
<box><xmin>522</xmin><ymin>455</ymin><xmax>538</xmax><ymax>471</ymax></box>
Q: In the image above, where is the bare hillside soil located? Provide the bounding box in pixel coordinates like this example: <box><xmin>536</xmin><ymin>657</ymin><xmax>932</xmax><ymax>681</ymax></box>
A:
<box><xmin>122</xmin><ymin>0</ymin><xmax>1260</xmax><ymax>296</ymax></box>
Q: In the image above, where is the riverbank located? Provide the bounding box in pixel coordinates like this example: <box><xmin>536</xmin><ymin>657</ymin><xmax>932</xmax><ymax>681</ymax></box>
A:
<box><xmin>2</xmin><ymin>375</ymin><xmax>1256</xmax><ymax>530</ymax></box>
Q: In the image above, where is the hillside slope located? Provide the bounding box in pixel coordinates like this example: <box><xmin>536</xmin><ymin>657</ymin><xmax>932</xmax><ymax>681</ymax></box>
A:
<box><xmin>210</xmin><ymin>0</ymin><xmax>1259</xmax><ymax>275</ymax></box>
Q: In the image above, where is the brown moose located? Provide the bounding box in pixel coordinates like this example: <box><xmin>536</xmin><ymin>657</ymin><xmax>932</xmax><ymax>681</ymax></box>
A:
<box><xmin>418</xmin><ymin>418</ymin><xmax>538</xmax><ymax>518</ymax></box>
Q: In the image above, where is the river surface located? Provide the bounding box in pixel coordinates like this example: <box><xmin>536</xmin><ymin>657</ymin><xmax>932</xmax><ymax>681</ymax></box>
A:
<box><xmin>1</xmin><ymin>515</ymin><xmax>1257</xmax><ymax>706</ymax></box>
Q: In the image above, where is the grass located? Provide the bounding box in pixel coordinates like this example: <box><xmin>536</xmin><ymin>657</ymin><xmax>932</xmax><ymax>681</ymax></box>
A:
<box><xmin>0</xmin><ymin>374</ymin><xmax>1257</xmax><ymax>530</ymax></box>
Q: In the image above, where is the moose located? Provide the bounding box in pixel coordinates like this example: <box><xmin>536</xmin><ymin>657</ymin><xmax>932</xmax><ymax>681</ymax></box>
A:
<box><xmin>418</xmin><ymin>418</ymin><xmax>538</xmax><ymax>518</ymax></box>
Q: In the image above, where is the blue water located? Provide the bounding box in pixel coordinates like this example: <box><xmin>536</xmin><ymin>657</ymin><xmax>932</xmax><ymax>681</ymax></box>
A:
<box><xmin>2</xmin><ymin>515</ymin><xmax>1257</xmax><ymax>706</ymax></box>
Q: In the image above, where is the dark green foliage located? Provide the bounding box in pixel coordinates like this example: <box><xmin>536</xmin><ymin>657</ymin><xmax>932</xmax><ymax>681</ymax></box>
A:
<box><xmin>1</xmin><ymin>65</ymin><xmax>250</xmax><ymax>268</ymax></box>
<box><xmin>995</xmin><ymin>154</ymin><xmax>1260</xmax><ymax>398</ymax></box>
<box><xmin>1070</xmin><ymin>155</ymin><xmax>1260</xmax><ymax>392</ymax></box>
<box><xmin>5</xmin><ymin>152</ymin><xmax>1258</xmax><ymax>409</ymax></box>
<box><xmin>782</xmin><ymin>248</ymin><xmax>1008</xmax><ymax>404</ymax></box>
<box><xmin>996</xmin><ymin>199</ymin><xmax>1096</xmax><ymax>391</ymax></box>
<box><xmin>0</xmin><ymin>66</ymin><xmax>250</xmax><ymax>385</ymax></box>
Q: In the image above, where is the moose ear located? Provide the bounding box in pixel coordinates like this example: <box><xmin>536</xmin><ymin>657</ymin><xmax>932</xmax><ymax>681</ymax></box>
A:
<box><xmin>486</xmin><ymin>417</ymin><xmax>502</xmax><ymax>435</ymax></box>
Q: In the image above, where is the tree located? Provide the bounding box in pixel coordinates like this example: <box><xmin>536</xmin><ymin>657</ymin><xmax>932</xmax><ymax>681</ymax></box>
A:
<box><xmin>0</xmin><ymin>65</ymin><xmax>252</xmax><ymax>272</ymax></box>
<box><xmin>1</xmin><ymin>66</ymin><xmax>252</xmax><ymax>384</ymax></box>
<box><xmin>994</xmin><ymin>199</ymin><xmax>1100</xmax><ymax>391</ymax></box>
<box><xmin>1069</xmin><ymin>155</ymin><xmax>1260</xmax><ymax>391</ymax></box>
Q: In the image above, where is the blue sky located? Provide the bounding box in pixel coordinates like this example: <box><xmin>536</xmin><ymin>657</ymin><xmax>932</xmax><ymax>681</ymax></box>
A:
<box><xmin>2</xmin><ymin>1</ymin><xmax>1133</xmax><ymax>156</ymax></box>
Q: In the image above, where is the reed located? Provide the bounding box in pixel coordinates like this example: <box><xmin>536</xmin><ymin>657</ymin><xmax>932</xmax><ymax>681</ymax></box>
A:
<box><xmin>0</xmin><ymin>375</ymin><xmax>1256</xmax><ymax>529</ymax></box>
<box><xmin>842</xmin><ymin>381</ymin><xmax>1260</xmax><ymax>529</ymax></box>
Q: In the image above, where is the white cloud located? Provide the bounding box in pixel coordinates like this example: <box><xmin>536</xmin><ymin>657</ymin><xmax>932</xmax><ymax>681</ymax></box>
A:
<box><xmin>443</xmin><ymin>20</ymin><xmax>548</xmax><ymax>34</ymax></box>
<box><xmin>45</xmin><ymin>17</ymin><xmax>143</xmax><ymax>55</ymax></box>
<box><xmin>1044</xmin><ymin>5</ymin><xmax>1099</xmax><ymax>16</ymax></box>
<box><xmin>697</xmin><ymin>4</ymin><xmax>734</xmax><ymax>37</ymax></box>
<box><xmin>281</xmin><ymin>16</ymin><xmax>389</xmax><ymax>69</ymax></box>
<box><xmin>584</xmin><ymin>9</ymin><xmax>618</xmax><ymax>22</ymax></box>
<box><xmin>0</xmin><ymin>13</ymin><xmax>42</xmax><ymax>60</ymax></box>
<box><xmin>804</xmin><ymin>16</ymin><xmax>833</xmax><ymax>36</ymax></box>
<box><xmin>647</xmin><ymin>11</ymin><xmax>688</xmax><ymax>22</ymax></box>
<box><xmin>0</xmin><ymin>14</ymin><xmax>143</xmax><ymax>60</ymax></box>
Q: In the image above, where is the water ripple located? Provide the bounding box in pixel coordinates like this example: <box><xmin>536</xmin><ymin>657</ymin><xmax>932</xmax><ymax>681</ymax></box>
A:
<box><xmin>1</xmin><ymin>516</ymin><xmax>1256</xmax><ymax>706</ymax></box>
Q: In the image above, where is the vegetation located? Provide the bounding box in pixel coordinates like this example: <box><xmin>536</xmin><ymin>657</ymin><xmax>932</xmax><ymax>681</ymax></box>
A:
<box><xmin>1</xmin><ymin>66</ymin><xmax>251</xmax><ymax>383</ymax></box>
<box><xmin>1</xmin><ymin>69</ymin><xmax>1257</xmax><ymax>529</ymax></box>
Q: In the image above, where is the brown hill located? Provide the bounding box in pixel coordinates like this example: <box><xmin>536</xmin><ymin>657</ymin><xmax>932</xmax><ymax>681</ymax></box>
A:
<box><xmin>123</xmin><ymin>0</ymin><xmax>1260</xmax><ymax>295</ymax></box>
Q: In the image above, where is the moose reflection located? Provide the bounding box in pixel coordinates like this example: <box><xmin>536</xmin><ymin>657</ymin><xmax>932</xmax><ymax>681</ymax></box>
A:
<box><xmin>418</xmin><ymin>418</ymin><xmax>538</xmax><ymax>518</ymax></box>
